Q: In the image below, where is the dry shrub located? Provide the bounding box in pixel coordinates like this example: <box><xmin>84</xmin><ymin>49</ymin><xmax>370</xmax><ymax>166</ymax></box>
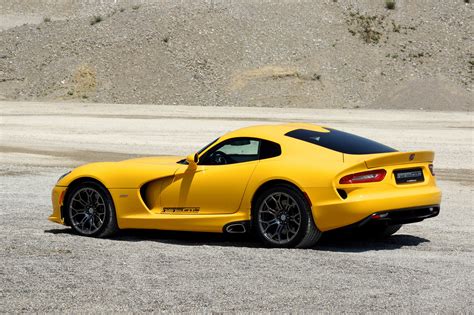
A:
<box><xmin>385</xmin><ymin>0</ymin><xmax>396</xmax><ymax>10</ymax></box>
<box><xmin>347</xmin><ymin>12</ymin><xmax>385</xmax><ymax>44</ymax></box>
<box><xmin>72</xmin><ymin>65</ymin><xmax>97</xmax><ymax>97</ymax></box>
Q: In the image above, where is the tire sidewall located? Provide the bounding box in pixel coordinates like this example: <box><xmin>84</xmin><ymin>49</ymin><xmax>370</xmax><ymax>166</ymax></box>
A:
<box><xmin>252</xmin><ymin>185</ymin><xmax>312</xmax><ymax>248</ymax></box>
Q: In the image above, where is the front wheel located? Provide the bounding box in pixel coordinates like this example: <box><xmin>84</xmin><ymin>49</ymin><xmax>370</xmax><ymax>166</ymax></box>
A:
<box><xmin>65</xmin><ymin>181</ymin><xmax>118</xmax><ymax>237</ymax></box>
<box><xmin>253</xmin><ymin>185</ymin><xmax>322</xmax><ymax>248</ymax></box>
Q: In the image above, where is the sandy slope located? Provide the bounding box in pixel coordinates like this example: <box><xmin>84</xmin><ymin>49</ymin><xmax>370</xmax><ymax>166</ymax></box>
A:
<box><xmin>0</xmin><ymin>0</ymin><xmax>472</xmax><ymax>110</ymax></box>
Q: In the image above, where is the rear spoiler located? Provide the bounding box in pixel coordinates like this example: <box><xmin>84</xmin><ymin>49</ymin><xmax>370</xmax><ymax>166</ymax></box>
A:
<box><xmin>365</xmin><ymin>151</ymin><xmax>434</xmax><ymax>169</ymax></box>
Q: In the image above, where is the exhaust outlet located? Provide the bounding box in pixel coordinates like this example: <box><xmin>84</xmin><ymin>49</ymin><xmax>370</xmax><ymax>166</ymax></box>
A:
<box><xmin>225</xmin><ymin>223</ymin><xmax>247</xmax><ymax>234</ymax></box>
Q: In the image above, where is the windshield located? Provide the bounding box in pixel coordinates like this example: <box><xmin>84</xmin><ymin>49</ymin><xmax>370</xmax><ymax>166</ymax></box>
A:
<box><xmin>197</xmin><ymin>138</ymin><xmax>220</xmax><ymax>154</ymax></box>
<box><xmin>177</xmin><ymin>137</ymin><xmax>220</xmax><ymax>165</ymax></box>
<box><xmin>285</xmin><ymin>128</ymin><xmax>397</xmax><ymax>155</ymax></box>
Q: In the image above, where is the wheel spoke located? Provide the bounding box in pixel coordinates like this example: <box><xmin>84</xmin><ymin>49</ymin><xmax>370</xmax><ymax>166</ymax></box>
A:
<box><xmin>89</xmin><ymin>216</ymin><xmax>95</xmax><ymax>231</ymax></box>
<box><xmin>285</xmin><ymin>226</ymin><xmax>291</xmax><ymax>241</ymax></box>
<box><xmin>289</xmin><ymin>212</ymin><xmax>301</xmax><ymax>220</ymax></box>
<box><xmin>77</xmin><ymin>215</ymin><xmax>88</xmax><ymax>229</ymax></box>
<box><xmin>69</xmin><ymin>187</ymin><xmax>107</xmax><ymax>235</ymax></box>
<box><xmin>269</xmin><ymin>195</ymin><xmax>282</xmax><ymax>211</ymax></box>
<box><xmin>71</xmin><ymin>206</ymin><xmax>86</xmax><ymax>213</ymax></box>
<box><xmin>288</xmin><ymin>218</ymin><xmax>298</xmax><ymax>225</ymax></box>
<box><xmin>272</xmin><ymin>225</ymin><xmax>283</xmax><ymax>241</ymax></box>
<box><xmin>258</xmin><ymin>191</ymin><xmax>302</xmax><ymax>245</ymax></box>
<box><xmin>95</xmin><ymin>207</ymin><xmax>105</xmax><ymax>215</ymax></box>
<box><xmin>71</xmin><ymin>212</ymin><xmax>85</xmax><ymax>219</ymax></box>
<box><xmin>262</xmin><ymin>219</ymin><xmax>279</xmax><ymax>232</ymax></box>
<box><xmin>85</xmin><ymin>189</ymin><xmax>93</xmax><ymax>202</ymax></box>
<box><xmin>287</xmin><ymin>223</ymin><xmax>298</xmax><ymax>234</ymax></box>
<box><xmin>282</xmin><ymin>194</ymin><xmax>291</xmax><ymax>210</ymax></box>
<box><xmin>261</xmin><ymin>217</ymin><xmax>278</xmax><ymax>224</ymax></box>
<box><xmin>93</xmin><ymin>213</ymin><xmax>104</xmax><ymax>225</ymax></box>
<box><xmin>287</xmin><ymin>198</ymin><xmax>296</xmax><ymax>210</ymax></box>
<box><xmin>73</xmin><ymin>197</ymin><xmax>87</xmax><ymax>207</ymax></box>
<box><xmin>262</xmin><ymin>200</ymin><xmax>277</xmax><ymax>214</ymax></box>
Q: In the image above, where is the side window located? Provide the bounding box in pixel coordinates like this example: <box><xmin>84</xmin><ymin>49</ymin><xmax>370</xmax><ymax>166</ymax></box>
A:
<box><xmin>200</xmin><ymin>138</ymin><xmax>260</xmax><ymax>165</ymax></box>
<box><xmin>260</xmin><ymin>140</ymin><xmax>281</xmax><ymax>160</ymax></box>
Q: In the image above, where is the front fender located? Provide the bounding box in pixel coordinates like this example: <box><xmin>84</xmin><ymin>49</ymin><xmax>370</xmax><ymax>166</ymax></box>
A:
<box><xmin>57</xmin><ymin>161</ymin><xmax>180</xmax><ymax>189</ymax></box>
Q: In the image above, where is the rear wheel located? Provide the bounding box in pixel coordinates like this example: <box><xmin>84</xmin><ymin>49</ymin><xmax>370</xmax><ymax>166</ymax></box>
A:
<box><xmin>253</xmin><ymin>185</ymin><xmax>321</xmax><ymax>248</ymax></box>
<box><xmin>65</xmin><ymin>181</ymin><xmax>118</xmax><ymax>237</ymax></box>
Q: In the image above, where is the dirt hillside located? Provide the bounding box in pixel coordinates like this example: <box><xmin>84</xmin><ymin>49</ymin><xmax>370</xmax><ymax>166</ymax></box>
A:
<box><xmin>0</xmin><ymin>0</ymin><xmax>472</xmax><ymax>110</ymax></box>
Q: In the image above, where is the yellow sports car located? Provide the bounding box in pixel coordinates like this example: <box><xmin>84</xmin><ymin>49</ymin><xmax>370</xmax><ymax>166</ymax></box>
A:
<box><xmin>50</xmin><ymin>123</ymin><xmax>441</xmax><ymax>248</ymax></box>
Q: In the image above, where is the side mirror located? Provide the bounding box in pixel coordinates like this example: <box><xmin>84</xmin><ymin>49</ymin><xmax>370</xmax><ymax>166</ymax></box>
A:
<box><xmin>186</xmin><ymin>153</ymin><xmax>199</xmax><ymax>168</ymax></box>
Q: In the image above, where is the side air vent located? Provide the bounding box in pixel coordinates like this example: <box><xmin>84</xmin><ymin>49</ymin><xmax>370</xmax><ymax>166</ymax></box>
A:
<box><xmin>139</xmin><ymin>183</ymin><xmax>152</xmax><ymax>210</ymax></box>
<box><xmin>337</xmin><ymin>189</ymin><xmax>347</xmax><ymax>200</ymax></box>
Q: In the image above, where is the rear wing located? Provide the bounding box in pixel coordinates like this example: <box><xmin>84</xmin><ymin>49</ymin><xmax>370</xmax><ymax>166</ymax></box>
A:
<box><xmin>364</xmin><ymin>151</ymin><xmax>434</xmax><ymax>169</ymax></box>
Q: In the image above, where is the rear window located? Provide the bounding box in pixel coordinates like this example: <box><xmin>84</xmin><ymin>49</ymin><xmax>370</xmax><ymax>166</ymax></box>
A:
<box><xmin>260</xmin><ymin>140</ymin><xmax>282</xmax><ymax>160</ymax></box>
<box><xmin>285</xmin><ymin>128</ymin><xmax>397</xmax><ymax>155</ymax></box>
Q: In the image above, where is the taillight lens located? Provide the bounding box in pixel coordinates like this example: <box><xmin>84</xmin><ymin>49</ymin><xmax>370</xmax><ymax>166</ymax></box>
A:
<box><xmin>339</xmin><ymin>169</ymin><xmax>387</xmax><ymax>184</ymax></box>
<box><xmin>429</xmin><ymin>164</ymin><xmax>435</xmax><ymax>176</ymax></box>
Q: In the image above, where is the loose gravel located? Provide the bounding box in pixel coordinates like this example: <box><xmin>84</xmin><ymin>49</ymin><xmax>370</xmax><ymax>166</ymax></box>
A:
<box><xmin>0</xmin><ymin>102</ymin><xmax>472</xmax><ymax>312</ymax></box>
<box><xmin>0</xmin><ymin>0</ymin><xmax>472</xmax><ymax>110</ymax></box>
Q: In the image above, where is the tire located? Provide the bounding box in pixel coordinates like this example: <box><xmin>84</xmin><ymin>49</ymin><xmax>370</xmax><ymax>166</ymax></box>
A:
<box><xmin>65</xmin><ymin>181</ymin><xmax>118</xmax><ymax>238</ymax></box>
<box><xmin>362</xmin><ymin>224</ymin><xmax>402</xmax><ymax>238</ymax></box>
<box><xmin>252</xmin><ymin>184</ymin><xmax>322</xmax><ymax>248</ymax></box>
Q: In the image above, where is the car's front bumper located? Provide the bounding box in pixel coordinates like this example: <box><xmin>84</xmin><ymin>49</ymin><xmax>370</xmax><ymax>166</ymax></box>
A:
<box><xmin>49</xmin><ymin>185</ymin><xmax>67</xmax><ymax>224</ymax></box>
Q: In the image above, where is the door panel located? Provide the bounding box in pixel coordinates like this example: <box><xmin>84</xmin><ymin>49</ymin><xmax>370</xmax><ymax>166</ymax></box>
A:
<box><xmin>160</xmin><ymin>162</ymin><xmax>258</xmax><ymax>214</ymax></box>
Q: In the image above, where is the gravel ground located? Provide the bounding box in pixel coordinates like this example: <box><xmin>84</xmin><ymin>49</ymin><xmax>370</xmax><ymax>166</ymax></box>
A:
<box><xmin>0</xmin><ymin>101</ymin><xmax>473</xmax><ymax>312</ymax></box>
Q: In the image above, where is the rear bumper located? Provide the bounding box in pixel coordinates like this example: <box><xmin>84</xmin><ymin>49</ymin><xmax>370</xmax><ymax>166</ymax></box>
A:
<box><xmin>357</xmin><ymin>205</ymin><xmax>440</xmax><ymax>227</ymax></box>
<box><xmin>307</xmin><ymin>185</ymin><xmax>441</xmax><ymax>231</ymax></box>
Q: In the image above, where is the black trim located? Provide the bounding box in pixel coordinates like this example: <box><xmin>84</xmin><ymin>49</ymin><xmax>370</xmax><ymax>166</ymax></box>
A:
<box><xmin>177</xmin><ymin>158</ymin><xmax>187</xmax><ymax>165</ymax></box>
<box><xmin>139</xmin><ymin>183</ymin><xmax>152</xmax><ymax>210</ymax></box>
<box><xmin>198</xmin><ymin>137</ymin><xmax>281</xmax><ymax>166</ymax></box>
<box><xmin>197</xmin><ymin>137</ymin><xmax>220</xmax><ymax>155</ymax></box>
<box><xmin>60</xmin><ymin>204</ymin><xmax>69</xmax><ymax>226</ymax></box>
<box><xmin>357</xmin><ymin>205</ymin><xmax>440</xmax><ymax>227</ymax></box>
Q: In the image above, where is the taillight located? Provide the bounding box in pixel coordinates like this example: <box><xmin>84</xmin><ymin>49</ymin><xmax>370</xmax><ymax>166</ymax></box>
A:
<box><xmin>339</xmin><ymin>169</ymin><xmax>387</xmax><ymax>184</ymax></box>
<box><xmin>429</xmin><ymin>164</ymin><xmax>435</xmax><ymax>176</ymax></box>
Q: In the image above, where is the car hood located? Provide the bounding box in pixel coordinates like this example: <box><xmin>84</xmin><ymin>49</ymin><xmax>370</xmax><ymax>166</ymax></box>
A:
<box><xmin>58</xmin><ymin>156</ymin><xmax>185</xmax><ymax>188</ymax></box>
<box><xmin>118</xmin><ymin>155</ymin><xmax>183</xmax><ymax>165</ymax></box>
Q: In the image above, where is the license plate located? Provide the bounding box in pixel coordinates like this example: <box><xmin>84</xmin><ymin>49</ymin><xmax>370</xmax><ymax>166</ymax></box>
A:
<box><xmin>394</xmin><ymin>168</ymin><xmax>424</xmax><ymax>184</ymax></box>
